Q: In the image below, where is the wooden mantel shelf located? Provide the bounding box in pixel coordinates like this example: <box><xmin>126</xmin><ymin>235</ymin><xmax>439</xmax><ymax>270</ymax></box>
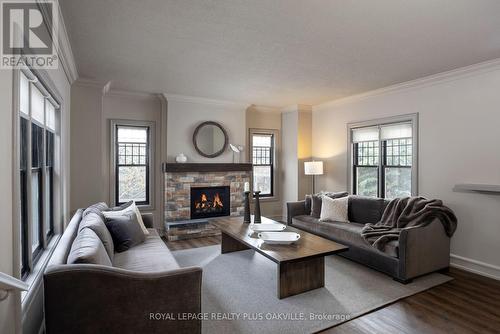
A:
<box><xmin>163</xmin><ymin>163</ymin><xmax>253</xmax><ymax>173</ymax></box>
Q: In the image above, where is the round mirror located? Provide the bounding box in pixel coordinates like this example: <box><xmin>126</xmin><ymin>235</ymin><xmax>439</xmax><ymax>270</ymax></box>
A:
<box><xmin>192</xmin><ymin>121</ymin><xmax>228</xmax><ymax>158</ymax></box>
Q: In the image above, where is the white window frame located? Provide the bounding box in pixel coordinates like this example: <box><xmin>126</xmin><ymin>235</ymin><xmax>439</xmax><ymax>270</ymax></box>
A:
<box><xmin>12</xmin><ymin>66</ymin><xmax>64</xmax><ymax>307</ymax></box>
<box><xmin>347</xmin><ymin>113</ymin><xmax>419</xmax><ymax>197</ymax></box>
<box><xmin>249</xmin><ymin>128</ymin><xmax>280</xmax><ymax>201</ymax></box>
<box><xmin>110</xmin><ymin>120</ymin><xmax>155</xmax><ymax>210</ymax></box>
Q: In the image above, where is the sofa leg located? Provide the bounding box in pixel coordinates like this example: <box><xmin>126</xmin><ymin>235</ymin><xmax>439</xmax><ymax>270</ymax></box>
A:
<box><xmin>393</xmin><ymin>277</ymin><xmax>413</xmax><ymax>284</ymax></box>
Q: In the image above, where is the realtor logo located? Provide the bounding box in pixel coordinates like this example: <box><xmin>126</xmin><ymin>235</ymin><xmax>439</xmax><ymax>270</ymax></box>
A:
<box><xmin>1</xmin><ymin>0</ymin><xmax>58</xmax><ymax>69</ymax></box>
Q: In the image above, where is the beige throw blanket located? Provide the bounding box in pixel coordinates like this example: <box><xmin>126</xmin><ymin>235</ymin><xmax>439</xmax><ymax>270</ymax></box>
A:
<box><xmin>361</xmin><ymin>197</ymin><xmax>457</xmax><ymax>254</ymax></box>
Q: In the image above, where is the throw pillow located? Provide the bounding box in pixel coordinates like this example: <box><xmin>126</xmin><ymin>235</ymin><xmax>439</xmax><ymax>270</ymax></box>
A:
<box><xmin>104</xmin><ymin>212</ymin><xmax>146</xmax><ymax>252</ymax></box>
<box><xmin>78</xmin><ymin>212</ymin><xmax>114</xmax><ymax>260</ymax></box>
<box><xmin>67</xmin><ymin>228</ymin><xmax>112</xmax><ymax>266</ymax></box>
<box><xmin>82</xmin><ymin>202</ymin><xmax>109</xmax><ymax>219</ymax></box>
<box><xmin>103</xmin><ymin>201</ymin><xmax>149</xmax><ymax>235</ymax></box>
<box><xmin>310</xmin><ymin>191</ymin><xmax>349</xmax><ymax>218</ymax></box>
<box><xmin>310</xmin><ymin>194</ymin><xmax>323</xmax><ymax>218</ymax></box>
<box><xmin>319</xmin><ymin>196</ymin><xmax>349</xmax><ymax>223</ymax></box>
<box><xmin>305</xmin><ymin>195</ymin><xmax>312</xmax><ymax>215</ymax></box>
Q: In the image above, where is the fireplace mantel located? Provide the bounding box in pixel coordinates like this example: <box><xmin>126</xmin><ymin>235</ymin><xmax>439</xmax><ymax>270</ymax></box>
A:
<box><xmin>163</xmin><ymin>163</ymin><xmax>253</xmax><ymax>173</ymax></box>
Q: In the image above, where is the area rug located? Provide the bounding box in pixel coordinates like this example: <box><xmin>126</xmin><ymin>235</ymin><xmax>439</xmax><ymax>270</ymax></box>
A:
<box><xmin>172</xmin><ymin>245</ymin><xmax>451</xmax><ymax>334</ymax></box>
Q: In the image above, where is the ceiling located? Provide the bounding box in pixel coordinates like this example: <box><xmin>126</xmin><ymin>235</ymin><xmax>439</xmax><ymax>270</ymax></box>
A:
<box><xmin>60</xmin><ymin>0</ymin><xmax>500</xmax><ymax>107</ymax></box>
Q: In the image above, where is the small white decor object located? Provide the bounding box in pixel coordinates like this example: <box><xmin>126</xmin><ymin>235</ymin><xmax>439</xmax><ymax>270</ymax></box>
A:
<box><xmin>175</xmin><ymin>153</ymin><xmax>187</xmax><ymax>163</ymax></box>
<box><xmin>258</xmin><ymin>232</ymin><xmax>301</xmax><ymax>245</ymax></box>
<box><xmin>244</xmin><ymin>182</ymin><xmax>250</xmax><ymax>192</ymax></box>
<box><xmin>250</xmin><ymin>223</ymin><xmax>286</xmax><ymax>232</ymax></box>
<box><xmin>319</xmin><ymin>195</ymin><xmax>349</xmax><ymax>223</ymax></box>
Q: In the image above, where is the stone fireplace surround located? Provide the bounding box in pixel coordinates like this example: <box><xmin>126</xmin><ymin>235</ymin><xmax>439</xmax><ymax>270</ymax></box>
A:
<box><xmin>164</xmin><ymin>163</ymin><xmax>252</xmax><ymax>240</ymax></box>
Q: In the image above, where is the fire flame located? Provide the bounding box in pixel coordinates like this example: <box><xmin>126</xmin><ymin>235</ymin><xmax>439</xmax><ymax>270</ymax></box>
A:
<box><xmin>195</xmin><ymin>193</ymin><xmax>224</xmax><ymax>210</ymax></box>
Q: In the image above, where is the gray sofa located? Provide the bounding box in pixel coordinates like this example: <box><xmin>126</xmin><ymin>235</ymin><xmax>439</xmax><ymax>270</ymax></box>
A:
<box><xmin>287</xmin><ymin>195</ymin><xmax>450</xmax><ymax>283</ymax></box>
<box><xmin>44</xmin><ymin>208</ymin><xmax>202</xmax><ymax>334</ymax></box>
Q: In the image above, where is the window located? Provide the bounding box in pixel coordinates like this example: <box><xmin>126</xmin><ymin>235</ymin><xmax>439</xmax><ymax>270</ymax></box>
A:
<box><xmin>18</xmin><ymin>69</ymin><xmax>60</xmax><ymax>279</ymax></box>
<box><xmin>349</xmin><ymin>115</ymin><xmax>417</xmax><ymax>199</ymax></box>
<box><xmin>113</xmin><ymin>123</ymin><xmax>152</xmax><ymax>206</ymax></box>
<box><xmin>250</xmin><ymin>131</ymin><xmax>276</xmax><ymax>197</ymax></box>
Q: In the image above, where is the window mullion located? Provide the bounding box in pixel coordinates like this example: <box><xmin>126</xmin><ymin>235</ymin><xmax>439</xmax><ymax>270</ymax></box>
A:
<box><xmin>26</xmin><ymin>83</ymin><xmax>34</xmax><ymax>273</ymax></box>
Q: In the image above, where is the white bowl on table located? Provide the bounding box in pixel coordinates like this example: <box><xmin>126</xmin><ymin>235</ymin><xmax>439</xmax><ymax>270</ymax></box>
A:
<box><xmin>258</xmin><ymin>232</ymin><xmax>301</xmax><ymax>245</ymax></box>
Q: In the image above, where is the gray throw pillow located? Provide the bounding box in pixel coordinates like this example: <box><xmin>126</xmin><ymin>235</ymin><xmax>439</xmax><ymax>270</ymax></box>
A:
<box><xmin>82</xmin><ymin>202</ymin><xmax>109</xmax><ymax>219</ymax></box>
<box><xmin>310</xmin><ymin>194</ymin><xmax>323</xmax><ymax>218</ymax></box>
<box><xmin>104</xmin><ymin>212</ymin><xmax>146</xmax><ymax>253</ymax></box>
<box><xmin>67</xmin><ymin>228</ymin><xmax>112</xmax><ymax>266</ymax></box>
<box><xmin>107</xmin><ymin>200</ymin><xmax>134</xmax><ymax>212</ymax></box>
<box><xmin>305</xmin><ymin>195</ymin><xmax>312</xmax><ymax>215</ymax></box>
<box><xmin>310</xmin><ymin>191</ymin><xmax>349</xmax><ymax>218</ymax></box>
<box><xmin>79</xmin><ymin>212</ymin><xmax>114</xmax><ymax>261</ymax></box>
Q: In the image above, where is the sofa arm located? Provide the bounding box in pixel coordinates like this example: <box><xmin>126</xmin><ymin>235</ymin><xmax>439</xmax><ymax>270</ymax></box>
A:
<box><xmin>286</xmin><ymin>200</ymin><xmax>307</xmax><ymax>225</ymax></box>
<box><xmin>398</xmin><ymin>219</ymin><xmax>450</xmax><ymax>280</ymax></box>
<box><xmin>44</xmin><ymin>265</ymin><xmax>202</xmax><ymax>334</ymax></box>
<box><xmin>141</xmin><ymin>213</ymin><xmax>154</xmax><ymax>228</ymax></box>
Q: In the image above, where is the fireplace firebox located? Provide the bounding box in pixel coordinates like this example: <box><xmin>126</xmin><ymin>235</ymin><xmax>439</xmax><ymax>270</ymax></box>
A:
<box><xmin>190</xmin><ymin>186</ymin><xmax>230</xmax><ymax>219</ymax></box>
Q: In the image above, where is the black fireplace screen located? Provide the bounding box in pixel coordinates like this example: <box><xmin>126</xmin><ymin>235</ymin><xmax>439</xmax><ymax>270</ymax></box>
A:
<box><xmin>190</xmin><ymin>186</ymin><xmax>230</xmax><ymax>219</ymax></box>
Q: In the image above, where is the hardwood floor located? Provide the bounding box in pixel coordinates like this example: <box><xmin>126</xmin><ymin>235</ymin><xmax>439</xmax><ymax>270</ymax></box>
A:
<box><xmin>165</xmin><ymin>236</ymin><xmax>500</xmax><ymax>334</ymax></box>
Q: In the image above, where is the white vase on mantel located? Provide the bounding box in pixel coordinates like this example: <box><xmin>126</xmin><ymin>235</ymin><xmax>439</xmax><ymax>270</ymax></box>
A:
<box><xmin>175</xmin><ymin>153</ymin><xmax>187</xmax><ymax>163</ymax></box>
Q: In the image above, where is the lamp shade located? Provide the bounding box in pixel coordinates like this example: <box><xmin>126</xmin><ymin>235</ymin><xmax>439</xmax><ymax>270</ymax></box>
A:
<box><xmin>304</xmin><ymin>161</ymin><xmax>323</xmax><ymax>175</ymax></box>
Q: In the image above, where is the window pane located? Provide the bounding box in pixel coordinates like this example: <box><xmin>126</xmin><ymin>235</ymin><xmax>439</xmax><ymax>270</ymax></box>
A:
<box><xmin>385</xmin><ymin>168</ymin><xmax>411</xmax><ymax>199</ymax></box>
<box><xmin>45</xmin><ymin>168</ymin><xmax>53</xmax><ymax>235</ymax></box>
<box><xmin>20</xmin><ymin>73</ymin><xmax>30</xmax><ymax>115</ymax></box>
<box><xmin>31</xmin><ymin>84</ymin><xmax>45</xmax><ymax>124</ymax></box>
<box><xmin>31</xmin><ymin>172</ymin><xmax>41</xmax><ymax>253</ymax></box>
<box><xmin>46</xmin><ymin>101</ymin><xmax>56</xmax><ymax>131</ymax></box>
<box><xmin>253</xmin><ymin>135</ymin><xmax>272</xmax><ymax>147</ymax></box>
<box><xmin>117</xmin><ymin>126</ymin><xmax>147</xmax><ymax>143</ymax></box>
<box><xmin>253</xmin><ymin>166</ymin><xmax>272</xmax><ymax>195</ymax></box>
<box><xmin>32</xmin><ymin>123</ymin><xmax>44</xmax><ymax>168</ymax></box>
<box><xmin>46</xmin><ymin>131</ymin><xmax>54</xmax><ymax>167</ymax></box>
<box><xmin>118</xmin><ymin>166</ymin><xmax>146</xmax><ymax>203</ymax></box>
<box><xmin>356</xmin><ymin>167</ymin><xmax>378</xmax><ymax>197</ymax></box>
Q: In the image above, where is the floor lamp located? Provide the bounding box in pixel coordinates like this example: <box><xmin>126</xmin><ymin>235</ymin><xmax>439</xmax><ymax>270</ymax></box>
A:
<box><xmin>304</xmin><ymin>161</ymin><xmax>324</xmax><ymax>194</ymax></box>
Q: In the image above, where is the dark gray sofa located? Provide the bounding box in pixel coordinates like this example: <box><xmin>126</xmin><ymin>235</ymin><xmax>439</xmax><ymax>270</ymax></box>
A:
<box><xmin>287</xmin><ymin>195</ymin><xmax>450</xmax><ymax>283</ymax></box>
<box><xmin>44</xmin><ymin>209</ymin><xmax>202</xmax><ymax>334</ymax></box>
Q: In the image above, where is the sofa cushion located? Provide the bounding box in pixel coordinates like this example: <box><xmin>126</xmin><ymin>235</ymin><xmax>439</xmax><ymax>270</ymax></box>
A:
<box><xmin>67</xmin><ymin>228</ymin><xmax>112</xmax><ymax>266</ymax></box>
<box><xmin>103</xmin><ymin>201</ymin><xmax>149</xmax><ymax>235</ymax></box>
<box><xmin>104</xmin><ymin>212</ymin><xmax>146</xmax><ymax>252</ymax></box>
<box><xmin>82</xmin><ymin>202</ymin><xmax>109</xmax><ymax>219</ymax></box>
<box><xmin>320</xmin><ymin>196</ymin><xmax>349</xmax><ymax>223</ymax></box>
<box><xmin>292</xmin><ymin>215</ymin><xmax>399</xmax><ymax>258</ymax></box>
<box><xmin>78</xmin><ymin>212</ymin><xmax>114</xmax><ymax>261</ymax></box>
<box><xmin>310</xmin><ymin>191</ymin><xmax>349</xmax><ymax>218</ymax></box>
<box><xmin>348</xmin><ymin>195</ymin><xmax>389</xmax><ymax>224</ymax></box>
<box><xmin>113</xmin><ymin>229</ymin><xmax>180</xmax><ymax>271</ymax></box>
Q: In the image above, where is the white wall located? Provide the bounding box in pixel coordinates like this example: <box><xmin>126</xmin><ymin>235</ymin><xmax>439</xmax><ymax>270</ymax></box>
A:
<box><xmin>70</xmin><ymin>86</ymin><xmax>165</xmax><ymax>229</ymax></box>
<box><xmin>166</xmin><ymin>97</ymin><xmax>247</xmax><ymax>163</ymax></box>
<box><xmin>312</xmin><ymin>63</ymin><xmax>500</xmax><ymax>279</ymax></box>
<box><xmin>281</xmin><ymin>105</ymin><xmax>313</xmax><ymax>220</ymax></box>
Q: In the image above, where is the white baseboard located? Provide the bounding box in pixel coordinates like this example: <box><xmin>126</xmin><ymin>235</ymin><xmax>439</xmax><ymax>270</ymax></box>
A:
<box><xmin>450</xmin><ymin>254</ymin><xmax>500</xmax><ymax>281</ymax></box>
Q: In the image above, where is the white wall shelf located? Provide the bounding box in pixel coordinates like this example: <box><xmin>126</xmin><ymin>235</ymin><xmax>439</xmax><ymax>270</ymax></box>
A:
<box><xmin>453</xmin><ymin>184</ymin><xmax>500</xmax><ymax>194</ymax></box>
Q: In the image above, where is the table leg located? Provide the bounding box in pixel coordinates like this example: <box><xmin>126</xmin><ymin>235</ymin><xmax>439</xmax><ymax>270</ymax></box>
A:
<box><xmin>221</xmin><ymin>231</ymin><xmax>250</xmax><ymax>254</ymax></box>
<box><xmin>278</xmin><ymin>257</ymin><xmax>325</xmax><ymax>299</ymax></box>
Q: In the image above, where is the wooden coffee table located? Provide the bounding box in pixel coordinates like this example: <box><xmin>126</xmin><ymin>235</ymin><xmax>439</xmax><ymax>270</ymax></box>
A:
<box><xmin>211</xmin><ymin>216</ymin><xmax>348</xmax><ymax>299</ymax></box>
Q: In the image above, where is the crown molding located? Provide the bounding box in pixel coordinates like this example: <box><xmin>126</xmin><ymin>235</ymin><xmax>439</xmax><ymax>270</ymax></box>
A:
<box><xmin>106</xmin><ymin>88</ymin><xmax>159</xmax><ymax>99</ymax></box>
<box><xmin>54</xmin><ymin>0</ymin><xmax>78</xmax><ymax>84</ymax></box>
<box><xmin>73</xmin><ymin>78</ymin><xmax>111</xmax><ymax>95</ymax></box>
<box><xmin>313</xmin><ymin>57</ymin><xmax>500</xmax><ymax>111</ymax></box>
<box><xmin>164</xmin><ymin>93</ymin><xmax>251</xmax><ymax>108</ymax></box>
<box><xmin>38</xmin><ymin>0</ymin><xmax>79</xmax><ymax>84</ymax></box>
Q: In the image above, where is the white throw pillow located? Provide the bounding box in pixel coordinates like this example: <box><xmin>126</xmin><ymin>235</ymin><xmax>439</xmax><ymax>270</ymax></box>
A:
<box><xmin>319</xmin><ymin>196</ymin><xmax>349</xmax><ymax>223</ymax></box>
<box><xmin>103</xmin><ymin>201</ymin><xmax>150</xmax><ymax>235</ymax></box>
